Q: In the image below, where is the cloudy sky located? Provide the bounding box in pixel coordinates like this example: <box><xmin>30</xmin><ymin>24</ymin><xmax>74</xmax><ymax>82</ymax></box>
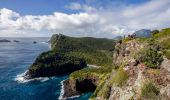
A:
<box><xmin>0</xmin><ymin>0</ymin><xmax>170</xmax><ymax>38</ymax></box>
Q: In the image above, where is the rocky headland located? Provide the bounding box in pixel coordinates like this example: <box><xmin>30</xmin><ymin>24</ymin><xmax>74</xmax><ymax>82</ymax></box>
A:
<box><xmin>26</xmin><ymin>28</ymin><xmax>170</xmax><ymax>100</ymax></box>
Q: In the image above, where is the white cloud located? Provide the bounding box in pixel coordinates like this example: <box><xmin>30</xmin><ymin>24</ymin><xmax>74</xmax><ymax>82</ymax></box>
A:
<box><xmin>0</xmin><ymin>0</ymin><xmax>170</xmax><ymax>38</ymax></box>
<box><xmin>65</xmin><ymin>2</ymin><xmax>97</xmax><ymax>12</ymax></box>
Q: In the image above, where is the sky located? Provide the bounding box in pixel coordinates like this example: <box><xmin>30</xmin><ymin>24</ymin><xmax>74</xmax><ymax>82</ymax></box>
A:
<box><xmin>0</xmin><ymin>0</ymin><xmax>170</xmax><ymax>38</ymax></box>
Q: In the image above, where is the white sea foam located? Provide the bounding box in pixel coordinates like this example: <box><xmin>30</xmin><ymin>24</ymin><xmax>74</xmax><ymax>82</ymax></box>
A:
<box><xmin>14</xmin><ymin>70</ymin><xmax>49</xmax><ymax>83</ymax></box>
<box><xmin>40</xmin><ymin>41</ymin><xmax>51</xmax><ymax>49</ymax></box>
<box><xmin>58</xmin><ymin>80</ymin><xmax>80</xmax><ymax>100</ymax></box>
<box><xmin>58</xmin><ymin>80</ymin><xmax>65</xmax><ymax>100</ymax></box>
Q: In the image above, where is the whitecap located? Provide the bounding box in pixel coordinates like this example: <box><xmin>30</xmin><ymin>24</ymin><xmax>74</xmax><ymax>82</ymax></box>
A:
<box><xmin>14</xmin><ymin>70</ymin><xmax>29</xmax><ymax>83</ymax></box>
<box><xmin>41</xmin><ymin>42</ymin><xmax>48</xmax><ymax>44</ymax></box>
<box><xmin>14</xmin><ymin>70</ymin><xmax>49</xmax><ymax>83</ymax></box>
<box><xmin>58</xmin><ymin>80</ymin><xmax>80</xmax><ymax>100</ymax></box>
<box><xmin>58</xmin><ymin>80</ymin><xmax>65</xmax><ymax>100</ymax></box>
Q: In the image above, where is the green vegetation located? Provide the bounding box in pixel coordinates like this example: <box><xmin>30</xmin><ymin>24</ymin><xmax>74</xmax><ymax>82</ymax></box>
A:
<box><xmin>50</xmin><ymin>34</ymin><xmax>115</xmax><ymax>67</ymax></box>
<box><xmin>164</xmin><ymin>50</ymin><xmax>170</xmax><ymax>59</ymax></box>
<box><xmin>29</xmin><ymin>50</ymin><xmax>86</xmax><ymax>75</ymax></box>
<box><xmin>122</xmin><ymin>37</ymin><xmax>135</xmax><ymax>43</ymax></box>
<box><xmin>152</xmin><ymin>28</ymin><xmax>170</xmax><ymax>59</ymax></box>
<box><xmin>141</xmin><ymin>81</ymin><xmax>159</xmax><ymax>99</ymax></box>
<box><xmin>29</xmin><ymin>34</ymin><xmax>115</xmax><ymax>77</ymax></box>
<box><xmin>151</xmin><ymin>30</ymin><xmax>159</xmax><ymax>36</ymax></box>
<box><xmin>137</xmin><ymin>46</ymin><xmax>163</xmax><ymax>68</ymax></box>
<box><xmin>110</xmin><ymin>66</ymin><xmax>129</xmax><ymax>86</ymax></box>
<box><xmin>70</xmin><ymin>66</ymin><xmax>112</xmax><ymax>99</ymax></box>
<box><xmin>97</xmin><ymin>84</ymin><xmax>111</xmax><ymax>99</ymax></box>
<box><xmin>69</xmin><ymin>66</ymin><xmax>112</xmax><ymax>80</ymax></box>
<box><xmin>152</xmin><ymin>28</ymin><xmax>170</xmax><ymax>38</ymax></box>
<box><xmin>30</xmin><ymin>50</ymin><xmax>86</xmax><ymax>71</ymax></box>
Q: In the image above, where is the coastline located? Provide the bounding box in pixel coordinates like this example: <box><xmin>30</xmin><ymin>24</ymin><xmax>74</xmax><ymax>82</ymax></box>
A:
<box><xmin>14</xmin><ymin>70</ymin><xmax>50</xmax><ymax>83</ymax></box>
<box><xmin>58</xmin><ymin>80</ymin><xmax>80</xmax><ymax>100</ymax></box>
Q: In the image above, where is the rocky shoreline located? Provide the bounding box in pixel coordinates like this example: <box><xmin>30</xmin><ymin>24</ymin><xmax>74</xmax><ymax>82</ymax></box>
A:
<box><xmin>61</xmin><ymin>77</ymin><xmax>98</xmax><ymax>99</ymax></box>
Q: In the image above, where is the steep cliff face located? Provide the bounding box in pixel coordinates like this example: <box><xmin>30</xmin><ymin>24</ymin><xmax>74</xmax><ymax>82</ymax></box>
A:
<box><xmin>95</xmin><ymin>36</ymin><xmax>170</xmax><ymax>100</ymax></box>
<box><xmin>62</xmin><ymin>28</ymin><xmax>170</xmax><ymax>100</ymax></box>
<box><xmin>113</xmin><ymin>40</ymin><xmax>146</xmax><ymax>66</ymax></box>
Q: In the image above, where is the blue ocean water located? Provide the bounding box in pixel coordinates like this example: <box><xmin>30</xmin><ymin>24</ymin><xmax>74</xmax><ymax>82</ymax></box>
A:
<box><xmin>0</xmin><ymin>38</ymin><xmax>91</xmax><ymax>100</ymax></box>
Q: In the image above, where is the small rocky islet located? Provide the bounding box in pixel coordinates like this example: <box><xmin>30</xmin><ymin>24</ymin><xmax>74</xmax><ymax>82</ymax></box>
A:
<box><xmin>25</xmin><ymin>28</ymin><xmax>170</xmax><ymax>100</ymax></box>
<box><xmin>0</xmin><ymin>39</ymin><xmax>11</xmax><ymax>42</ymax></box>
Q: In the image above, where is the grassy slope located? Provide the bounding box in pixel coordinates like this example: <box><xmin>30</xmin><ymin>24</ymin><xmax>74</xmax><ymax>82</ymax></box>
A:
<box><xmin>88</xmin><ymin>28</ymin><xmax>170</xmax><ymax>99</ymax></box>
<box><xmin>152</xmin><ymin>28</ymin><xmax>170</xmax><ymax>59</ymax></box>
<box><xmin>51</xmin><ymin>34</ymin><xmax>115</xmax><ymax>67</ymax></box>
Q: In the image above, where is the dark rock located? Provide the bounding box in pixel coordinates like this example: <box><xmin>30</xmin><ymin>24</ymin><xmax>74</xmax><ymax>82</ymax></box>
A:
<box><xmin>76</xmin><ymin>79</ymin><xmax>96</xmax><ymax>93</ymax></box>
<box><xmin>62</xmin><ymin>80</ymin><xmax>80</xmax><ymax>98</ymax></box>
<box><xmin>13</xmin><ymin>40</ymin><xmax>20</xmax><ymax>42</ymax></box>
<box><xmin>33</xmin><ymin>41</ymin><xmax>37</xmax><ymax>44</ymax></box>
<box><xmin>62</xmin><ymin>78</ymin><xmax>97</xmax><ymax>98</ymax></box>
<box><xmin>0</xmin><ymin>39</ymin><xmax>11</xmax><ymax>42</ymax></box>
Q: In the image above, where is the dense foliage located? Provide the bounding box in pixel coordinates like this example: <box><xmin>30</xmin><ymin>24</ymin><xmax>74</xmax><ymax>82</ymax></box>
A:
<box><xmin>49</xmin><ymin>34</ymin><xmax>115</xmax><ymax>67</ymax></box>
<box><xmin>137</xmin><ymin>46</ymin><xmax>163</xmax><ymax>68</ymax></box>
<box><xmin>152</xmin><ymin>28</ymin><xmax>170</xmax><ymax>59</ymax></box>
<box><xmin>30</xmin><ymin>51</ymin><xmax>85</xmax><ymax>70</ymax></box>
<box><xmin>69</xmin><ymin>66</ymin><xmax>112</xmax><ymax>80</ymax></box>
<box><xmin>29</xmin><ymin>50</ymin><xmax>86</xmax><ymax>77</ymax></box>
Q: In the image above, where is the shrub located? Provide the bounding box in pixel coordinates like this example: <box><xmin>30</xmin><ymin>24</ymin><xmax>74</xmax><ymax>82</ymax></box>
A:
<box><xmin>137</xmin><ymin>47</ymin><xmax>163</xmax><ymax>68</ymax></box>
<box><xmin>110</xmin><ymin>67</ymin><xmax>129</xmax><ymax>86</ymax></box>
<box><xmin>151</xmin><ymin>30</ymin><xmax>159</xmax><ymax>36</ymax></box>
<box><xmin>164</xmin><ymin>50</ymin><xmax>170</xmax><ymax>59</ymax></box>
<box><xmin>141</xmin><ymin>81</ymin><xmax>159</xmax><ymax>99</ymax></box>
<box><xmin>98</xmin><ymin>85</ymin><xmax>111</xmax><ymax>99</ymax></box>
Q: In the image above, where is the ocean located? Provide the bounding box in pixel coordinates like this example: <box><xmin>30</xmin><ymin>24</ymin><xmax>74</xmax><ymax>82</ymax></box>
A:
<box><xmin>0</xmin><ymin>38</ymin><xmax>91</xmax><ymax>100</ymax></box>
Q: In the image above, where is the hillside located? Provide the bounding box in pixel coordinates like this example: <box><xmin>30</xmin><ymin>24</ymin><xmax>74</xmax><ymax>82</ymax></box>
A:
<box><xmin>64</xmin><ymin>28</ymin><xmax>170</xmax><ymax>100</ymax></box>
<box><xmin>49</xmin><ymin>34</ymin><xmax>115</xmax><ymax>67</ymax></box>
<box><xmin>26</xmin><ymin>34</ymin><xmax>115</xmax><ymax>78</ymax></box>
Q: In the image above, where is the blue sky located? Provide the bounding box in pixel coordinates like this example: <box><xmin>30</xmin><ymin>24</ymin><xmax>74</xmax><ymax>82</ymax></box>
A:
<box><xmin>0</xmin><ymin>0</ymin><xmax>169</xmax><ymax>38</ymax></box>
<box><xmin>0</xmin><ymin>0</ymin><xmax>149</xmax><ymax>15</ymax></box>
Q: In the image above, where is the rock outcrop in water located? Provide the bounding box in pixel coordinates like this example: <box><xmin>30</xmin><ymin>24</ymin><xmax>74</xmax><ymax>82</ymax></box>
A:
<box><xmin>62</xmin><ymin>77</ymin><xmax>97</xmax><ymax>98</ymax></box>
<box><xmin>0</xmin><ymin>39</ymin><xmax>11</xmax><ymax>42</ymax></box>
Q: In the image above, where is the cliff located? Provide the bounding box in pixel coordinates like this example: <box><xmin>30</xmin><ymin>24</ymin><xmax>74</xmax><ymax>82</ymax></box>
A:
<box><xmin>92</xmin><ymin>28</ymin><xmax>170</xmax><ymax>100</ymax></box>
<box><xmin>63</xmin><ymin>28</ymin><xmax>170</xmax><ymax>100</ymax></box>
<box><xmin>26</xmin><ymin>34</ymin><xmax>115</xmax><ymax>78</ymax></box>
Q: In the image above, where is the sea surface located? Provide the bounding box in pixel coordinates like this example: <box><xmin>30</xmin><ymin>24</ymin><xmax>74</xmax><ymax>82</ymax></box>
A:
<box><xmin>0</xmin><ymin>38</ymin><xmax>91</xmax><ymax>100</ymax></box>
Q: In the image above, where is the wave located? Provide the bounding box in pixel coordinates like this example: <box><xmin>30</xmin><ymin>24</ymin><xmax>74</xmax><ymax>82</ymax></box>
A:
<box><xmin>58</xmin><ymin>80</ymin><xmax>80</xmax><ymax>100</ymax></box>
<box><xmin>14</xmin><ymin>70</ymin><xmax>49</xmax><ymax>83</ymax></box>
<box><xmin>40</xmin><ymin>42</ymin><xmax>51</xmax><ymax>49</ymax></box>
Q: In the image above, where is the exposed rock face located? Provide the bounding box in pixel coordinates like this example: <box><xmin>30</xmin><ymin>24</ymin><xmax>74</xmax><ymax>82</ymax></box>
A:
<box><xmin>62</xmin><ymin>80</ymin><xmax>80</xmax><ymax>98</ymax></box>
<box><xmin>161</xmin><ymin>57</ymin><xmax>170</xmax><ymax>72</ymax></box>
<box><xmin>96</xmin><ymin>40</ymin><xmax>170</xmax><ymax>100</ymax></box>
<box><xmin>160</xmin><ymin>84</ymin><xmax>170</xmax><ymax>100</ymax></box>
<box><xmin>62</xmin><ymin>77</ymin><xmax>97</xmax><ymax>99</ymax></box>
<box><xmin>113</xmin><ymin>40</ymin><xmax>145</xmax><ymax>65</ymax></box>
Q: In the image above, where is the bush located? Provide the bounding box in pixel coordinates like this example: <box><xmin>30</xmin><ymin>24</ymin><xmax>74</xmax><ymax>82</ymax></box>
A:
<box><xmin>141</xmin><ymin>81</ymin><xmax>159</xmax><ymax>99</ymax></box>
<box><xmin>151</xmin><ymin>30</ymin><xmax>159</xmax><ymax>36</ymax></box>
<box><xmin>137</xmin><ymin>47</ymin><xmax>163</xmax><ymax>68</ymax></box>
<box><xmin>164</xmin><ymin>50</ymin><xmax>170</xmax><ymax>59</ymax></box>
<box><xmin>110</xmin><ymin>67</ymin><xmax>129</xmax><ymax>86</ymax></box>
